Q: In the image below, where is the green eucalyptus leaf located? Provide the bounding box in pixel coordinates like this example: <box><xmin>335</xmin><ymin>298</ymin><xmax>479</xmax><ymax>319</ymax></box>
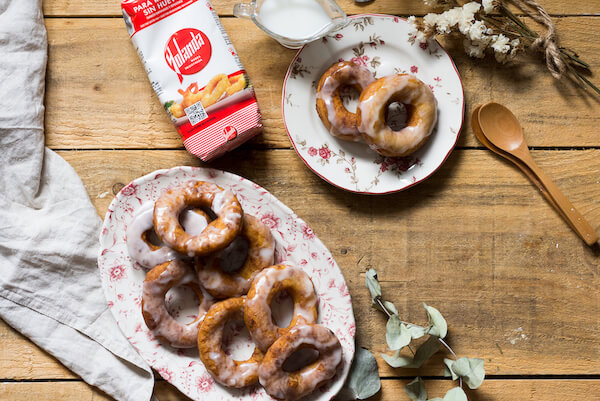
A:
<box><xmin>450</xmin><ymin>357</ymin><xmax>471</xmax><ymax>377</ymax></box>
<box><xmin>382</xmin><ymin>336</ymin><xmax>441</xmax><ymax>368</ymax></box>
<box><xmin>384</xmin><ymin>300</ymin><xmax>398</xmax><ymax>315</ymax></box>
<box><xmin>335</xmin><ymin>347</ymin><xmax>381</xmax><ymax>400</ymax></box>
<box><xmin>405</xmin><ymin>377</ymin><xmax>427</xmax><ymax>401</ymax></box>
<box><xmin>365</xmin><ymin>269</ymin><xmax>381</xmax><ymax>301</ymax></box>
<box><xmin>428</xmin><ymin>398</ymin><xmax>443</xmax><ymax>401</ymax></box>
<box><xmin>465</xmin><ymin>358</ymin><xmax>485</xmax><ymax>389</ymax></box>
<box><xmin>444</xmin><ymin>358</ymin><xmax>459</xmax><ymax>380</ymax></box>
<box><xmin>381</xmin><ymin>350</ymin><xmax>414</xmax><ymax>368</ymax></box>
<box><xmin>386</xmin><ymin>315</ymin><xmax>411</xmax><ymax>350</ymax></box>
<box><xmin>406</xmin><ymin>323</ymin><xmax>427</xmax><ymax>339</ymax></box>
<box><xmin>423</xmin><ymin>303</ymin><xmax>447</xmax><ymax>339</ymax></box>
<box><xmin>451</xmin><ymin>357</ymin><xmax>485</xmax><ymax>390</ymax></box>
<box><xmin>411</xmin><ymin>336</ymin><xmax>441</xmax><ymax>368</ymax></box>
<box><xmin>442</xmin><ymin>387</ymin><xmax>468</xmax><ymax>401</ymax></box>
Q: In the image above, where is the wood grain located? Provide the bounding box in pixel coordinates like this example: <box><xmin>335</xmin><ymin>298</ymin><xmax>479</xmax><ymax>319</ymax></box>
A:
<box><xmin>1</xmin><ymin>379</ymin><xmax>599</xmax><ymax>401</ymax></box>
<box><xmin>0</xmin><ymin>321</ymin><xmax>75</xmax><ymax>380</ymax></box>
<box><xmin>4</xmin><ymin>2</ymin><xmax>600</xmax><ymax>398</ymax></box>
<box><xmin>41</xmin><ymin>0</ymin><xmax>600</xmax><ymax>17</ymax></box>
<box><xmin>44</xmin><ymin>17</ymin><xmax>600</xmax><ymax>150</ymax></box>
<box><xmin>2</xmin><ymin>148</ymin><xmax>597</xmax><ymax>380</ymax></box>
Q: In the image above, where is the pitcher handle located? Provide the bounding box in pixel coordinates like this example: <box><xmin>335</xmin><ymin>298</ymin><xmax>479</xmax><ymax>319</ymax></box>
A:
<box><xmin>233</xmin><ymin>3</ymin><xmax>254</xmax><ymax>19</ymax></box>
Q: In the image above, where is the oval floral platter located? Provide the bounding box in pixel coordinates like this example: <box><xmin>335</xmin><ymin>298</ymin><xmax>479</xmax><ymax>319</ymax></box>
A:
<box><xmin>283</xmin><ymin>14</ymin><xmax>464</xmax><ymax>194</ymax></box>
<box><xmin>98</xmin><ymin>166</ymin><xmax>355</xmax><ymax>401</ymax></box>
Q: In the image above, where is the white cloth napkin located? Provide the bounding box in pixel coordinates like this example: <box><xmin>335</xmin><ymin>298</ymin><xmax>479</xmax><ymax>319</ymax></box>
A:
<box><xmin>0</xmin><ymin>1</ymin><xmax>157</xmax><ymax>400</ymax></box>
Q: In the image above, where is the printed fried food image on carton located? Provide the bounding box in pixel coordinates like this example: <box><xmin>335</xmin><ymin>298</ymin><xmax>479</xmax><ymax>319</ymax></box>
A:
<box><xmin>122</xmin><ymin>0</ymin><xmax>262</xmax><ymax>161</ymax></box>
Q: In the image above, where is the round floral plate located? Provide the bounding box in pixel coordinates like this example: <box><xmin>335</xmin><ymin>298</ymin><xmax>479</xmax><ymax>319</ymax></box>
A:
<box><xmin>98</xmin><ymin>166</ymin><xmax>355</xmax><ymax>401</ymax></box>
<box><xmin>283</xmin><ymin>14</ymin><xmax>464</xmax><ymax>194</ymax></box>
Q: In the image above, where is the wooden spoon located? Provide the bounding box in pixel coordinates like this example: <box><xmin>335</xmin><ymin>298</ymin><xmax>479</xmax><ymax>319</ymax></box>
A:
<box><xmin>471</xmin><ymin>105</ymin><xmax>581</xmax><ymax>239</ymax></box>
<box><xmin>476</xmin><ymin>102</ymin><xmax>598</xmax><ymax>246</ymax></box>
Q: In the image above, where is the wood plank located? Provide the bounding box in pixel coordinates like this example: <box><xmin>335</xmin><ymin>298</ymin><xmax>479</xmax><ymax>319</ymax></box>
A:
<box><xmin>41</xmin><ymin>0</ymin><xmax>600</xmax><ymax>17</ymax></box>
<box><xmin>1</xmin><ymin>148</ymin><xmax>598</xmax><ymax>380</ymax></box>
<box><xmin>44</xmin><ymin>17</ymin><xmax>600</xmax><ymax>150</ymax></box>
<box><xmin>1</xmin><ymin>379</ymin><xmax>599</xmax><ymax>401</ymax></box>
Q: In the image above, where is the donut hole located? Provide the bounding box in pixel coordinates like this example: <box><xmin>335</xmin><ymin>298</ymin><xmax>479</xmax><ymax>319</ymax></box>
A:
<box><xmin>202</xmin><ymin>207</ymin><xmax>218</xmax><ymax>221</ymax></box>
<box><xmin>143</xmin><ymin>229</ymin><xmax>163</xmax><ymax>247</ymax></box>
<box><xmin>222</xmin><ymin>316</ymin><xmax>256</xmax><ymax>361</ymax></box>
<box><xmin>165</xmin><ymin>284</ymin><xmax>202</xmax><ymax>325</ymax></box>
<box><xmin>179</xmin><ymin>208</ymin><xmax>210</xmax><ymax>236</ymax></box>
<box><xmin>338</xmin><ymin>84</ymin><xmax>361</xmax><ymax>113</ymax></box>
<box><xmin>282</xmin><ymin>347</ymin><xmax>320</xmax><ymax>372</ymax></box>
<box><xmin>270</xmin><ymin>290</ymin><xmax>294</xmax><ymax>328</ymax></box>
<box><xmin>216</xmin><ymin>236</ymin><xmax>249</xmax><ymax>273</ymax></box>
<box><xmin>385</xmin><ymin>101</ymin><xmax>415</xmax><ymax>131</ymax></box>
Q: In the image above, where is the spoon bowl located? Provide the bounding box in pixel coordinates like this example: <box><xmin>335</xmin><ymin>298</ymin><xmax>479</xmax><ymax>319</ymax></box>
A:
<box><xmin>478</xmin><ymin>102</ymin><xmax>527</xmax><ymax>153</ymax></box>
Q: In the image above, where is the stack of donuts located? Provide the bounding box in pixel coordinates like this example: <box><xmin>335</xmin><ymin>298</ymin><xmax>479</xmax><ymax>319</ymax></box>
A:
<box><xmin>126</xmin><ymin>180</ymin><xmax>343</xmax><ymax>401</ymax></box>
<box><xmin>316</xmin><ymin>61</ymin><xmax>438</xmax><ymax>157</ymax></box>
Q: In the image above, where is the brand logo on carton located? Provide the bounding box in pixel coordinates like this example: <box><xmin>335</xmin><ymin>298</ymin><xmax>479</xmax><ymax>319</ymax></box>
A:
<box><xmin>164</xmin><ymin>28</ymin><xmax>212</xmax><ymax>83</ymax></box>
<box><xmin>223</xmin><ymin>126</ymin><xmax>238</xmax><ymax>141</ymax></box>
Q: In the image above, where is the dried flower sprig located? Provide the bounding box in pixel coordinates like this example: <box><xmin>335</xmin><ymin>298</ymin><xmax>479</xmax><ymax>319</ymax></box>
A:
<box><xmin>338</xmin><ymin>269</ymin><xmax>485</xmax><ymax>400</ymax></box>
<box><xmin>407</xmin><ymin>0</ymin><xmax>600</xmax><ymax>96</ymax></box>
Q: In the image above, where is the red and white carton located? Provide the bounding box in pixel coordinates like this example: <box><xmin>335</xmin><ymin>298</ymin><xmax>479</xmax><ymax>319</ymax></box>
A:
<box><xmin>122</xmin><ymin>0</ymin><xmax>263</xmax><ymax>161</ymax></box>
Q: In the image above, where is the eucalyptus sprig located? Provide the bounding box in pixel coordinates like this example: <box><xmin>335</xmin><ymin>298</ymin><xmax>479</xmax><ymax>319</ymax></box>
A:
<box><xmin>366</xmin><ymin>268</ymin><xmax>485</xmax><ymax>401</ymax></box>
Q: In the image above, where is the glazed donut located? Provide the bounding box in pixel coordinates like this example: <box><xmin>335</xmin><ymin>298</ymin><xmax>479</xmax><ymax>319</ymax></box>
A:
<box><xmin>154</xmin><ymin>181</ymin><xmax>243</xmax><ymax>257</ymax></box>
<box><xmin>127</xmin><ymin>204</ymin><xmax>211</xmax><ymax>268</ymax></box>
<box><xmin>197</xmin><ymin>297</ymin><xmax>264</xmax><ymax>388</ymax></box>
<box><xmin>316</xmin><ymin>61</ymin><xmax>375</xmax><ymax>141</ymax></box>
<box><xmin>357</xmin><ymin>74</ymin><xmax>437</xmax><ymax>157</ymax></box>
<box><xmin>196</xmin><ymin>214</ymin><xmax>275</xmax><ymax>299</ymax></box>
<box><xmin>258</xmin><ymin>324</ymin><xmax>343</xmax><ymax>401</ymax></box>
<box><xmin>245</xmin><ymin>264</ymin><xmax>318</xmax><ymax>352</ymax></box>
<box><xmin>142</xmin><ymin>259</ymin><xmax>213</xmax><ymax>348</ymax></box>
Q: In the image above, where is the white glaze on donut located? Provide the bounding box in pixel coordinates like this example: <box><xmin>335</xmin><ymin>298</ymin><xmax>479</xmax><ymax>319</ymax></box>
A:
<box><xmin>358</xmin><ymin>74</ymin><xmax>438</xmax><ymax>156</ymax></box>
<box><xmin>127</xmin><ymin>204</ymin><xmax>209</xmax><ymax>269</ymax></box>
<box><xmin>258</xmin><ymin>324</ymin><xmax>343</xmax><ymax>401</ymax></box>
<box><xmin>245</xmin><ymin>264</ymin><xmax>318</xmax><ymax>352</ymax></box>
<box><xmin>142</xmin><ymin>260</ymin><xmax>213</xmax><ymax>348</ymax></box>
<box><xmin>127</xmin><ymin>203</ymin><xmax>179</xmax><ymax>269</ymax></box>
<box><xmin>316</xmin><ymin>62</ymin><xmax>375</xmax><ymax>139</ymax></box>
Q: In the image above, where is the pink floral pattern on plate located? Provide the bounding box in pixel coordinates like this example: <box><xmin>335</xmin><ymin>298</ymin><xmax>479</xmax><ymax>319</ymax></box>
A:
<box><xmin>98</xmin><ymin>166</ymin><xmax>355</xmax><ymax>401</ymax></box>
<box><xmin>283</xmin><ymin>14</ymin><xmax>464</xmax><ymax>194</ymax></box>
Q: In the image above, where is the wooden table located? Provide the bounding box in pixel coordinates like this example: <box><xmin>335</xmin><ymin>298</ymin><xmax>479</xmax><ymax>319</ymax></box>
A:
<box><xmin>2</xmin><ymin>0</ymin><xmax>600</xmax><ymax>400</ymax></box>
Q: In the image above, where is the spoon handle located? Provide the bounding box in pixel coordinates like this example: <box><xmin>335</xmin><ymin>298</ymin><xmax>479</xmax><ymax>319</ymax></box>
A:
<box><xmin>519</xmin><ymin>152</ymin><xmax>599</xmax><ymax>246</ymax></box>
<box><xmin>512</xmin><ymin>160</ymin><xmax>584</xmax><ymax>240</ymax></box>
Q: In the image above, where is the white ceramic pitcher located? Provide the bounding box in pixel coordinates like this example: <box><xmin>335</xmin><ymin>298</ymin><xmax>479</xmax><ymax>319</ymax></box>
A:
<box><xmin>233</xmin><ymin>0</ymin><xmax>348</xmax><ymax>48</ymax></box>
